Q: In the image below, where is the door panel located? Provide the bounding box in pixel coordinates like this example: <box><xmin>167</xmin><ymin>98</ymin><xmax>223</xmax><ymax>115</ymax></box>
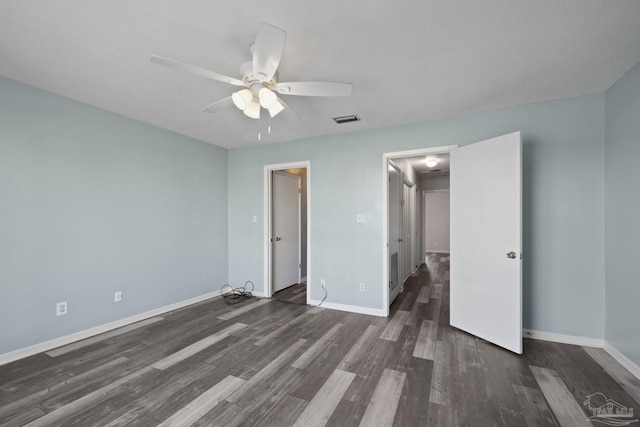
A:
<box><xmin>450</xmin><ymin>132</ymin><xmax>522</xmax><ymax>354</ymax></box>
<box><xmin>273</xmin><ymin>172</ymin><xmax>301</xmax><ymax>292</ymax></box>
<box><xmin>403</xmin><ymin>183</ymin><xmax>412</xmax><ymax>280</ymax></box>
<box><xmin>388</xmin><ymin>164</ymin><xmax>402</xmax><ymax>304</ymax></box>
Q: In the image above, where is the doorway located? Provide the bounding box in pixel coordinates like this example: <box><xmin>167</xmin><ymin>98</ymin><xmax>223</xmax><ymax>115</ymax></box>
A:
<box><xmin>384</xmin><ymin>149</ymin><xmax>451</xmax><ymax>312</ymax></box>
<box><xmin>264</xmin><ymin>161</ymin><xmax>310</xmax><ymax>305</ymax></box>
<box><xmin>382</xmin><ymin>132</ymin><xmax>522</xmax><ymax>354</ymax></box>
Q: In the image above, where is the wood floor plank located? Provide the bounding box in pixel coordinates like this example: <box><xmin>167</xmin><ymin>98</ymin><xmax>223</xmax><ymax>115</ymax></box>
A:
<box><xmin>426</xmin><ymin>402</ymin><xmax>460</xmax><ymax>427</ymax></box>
<box><xmin>359</xmin><ymin>368</ymin><xmax>406</xmax><ymax>427</ymax></box>
<box><xmin>0</xmin><ymin>404</ymin><xmax>45</xmax><ymax>427</ymax></box>
<box><xmin>513</xmin><ymin>384</ymin><xmax>560</xmax><ymax>426</ymax></box>
<box><xmin>226</xmin><ymin>338</ymin><xmax>308</xmax><ymax>403</ymax></box>
<box><xmin>157</xmin><ymin>375</ymin><xmax>245</xmax><ymax>426</ymax></box>
<box><xmin>258</xmin><ymin>394</ymin><xmax>308</xmax><ymax>427</ymax></box>
<box><xmin>416</xmin><ymin>285</ymin><xmax>431</xmax><ymax>304</ymax></box>
<box><xmin>413</xmin><ymin>319</ymin><xmax>438</xmax><ymax>360</ymax></box>
<box><xmin>36</xmin><ymin>357</ymin><xmax>140</xmax><ymax>413</ymax></box>
<box><xmin>46</xmin><ymin>317</ymin><xmax>164</xmax><ymax>357</ymax></box>
<box><xmin>216</xmin><ymin>298</ymin><xmax>273</xmax><ymax>320</ymax></box>
<box><xmin>583</xmin><ymin>346</ymin><xmax>640</xmax><ymax>405</ymax></box>
<box><xmin>254</xmin><ymin>309</ymin><xmax>315</xmax><ymax>347</ymax></box>
<box><xmin>342</xmin><ymin>338</ymin><xmax>397</xmax><ymax>406</ymax></box>
<box><xmin>379</xmin><ymin>310</ymin><xmax>410</xmax><ymax>341</ymax></box>
<box><xmin>0</xmin><ymin>355</ymin><xmax>130</xmax><ymax>419</ymax></box>
<box><xmin>151</xmin><ymin>322</ymin><xmax>247</xmax><ymax>370</ymax></box>
<box><xmin>292</xmin><ymin>323</ymin><xmax>343</xmax><ymax>369</ymax></box>
<box><xmin>429</xmin><ymin>340</ymin><xmax>458</xmax><ymax>408</ymax></box>
<box><xmin>475</xmin><ymin>340</ymin><xmax>526</xmax><ymax>425</ymax></box>
<box><xmin>530</xmin><ymin>365</ymin><xmax>592</xmax><ymax>427</ymax></box>
<box><xmin>392</xmin><ymin>356</ymin><xmax>434</xmax><ymax>426</ymax></box>
<box><xmin>337</xmin><ymin>324</ymin><xmax>380</xmax><ymax>372</ymax></box>
<box><xmin>102</xmin><ymin>405</ymin><xmax>161</xmax><ymax>427</ymax></box>
<box><xmin>431</xmin><ymin>283</ymin><xmax>443</xmax><ymax>299</ymax></box>
<box><xmin>22</xmin><ymin>366</ymin><xmax>156</xmax><ymax>427</ymax></box>
<box><xmin>325</xmin><ymin>399</ymin><xmax>367</xmax><ymax>427</ymax></box>
<box><xmin>292</xmin><ymin>369</ymin><xmax>356</xmax><ymax>427</ymax></box>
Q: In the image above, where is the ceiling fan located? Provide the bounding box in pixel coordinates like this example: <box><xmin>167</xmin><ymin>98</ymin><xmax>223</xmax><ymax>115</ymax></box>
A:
<box><xmin>150</xmin><ymin>22</ymin><xmax>353</xmax><ymax>120</ymax></box>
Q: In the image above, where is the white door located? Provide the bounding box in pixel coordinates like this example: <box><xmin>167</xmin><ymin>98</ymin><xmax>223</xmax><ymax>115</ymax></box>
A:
<box><xmin>450</xmin><ymin>131</ymin><xmax>522</xmax><ymax>354</ymax></box>
<box><xmin>272</xmin><ymin>171</ymin><xmax>301</xmax><ymax>292</ymax></box>
<box><xmin>388</xmin><ymin>164</ymin><xmax>402</xmax><ymax>303</ymax></box>
<box><xmin>403</xmin><ymin>182</ymin><xmax>412</xmax><ymax>280</ymax></box>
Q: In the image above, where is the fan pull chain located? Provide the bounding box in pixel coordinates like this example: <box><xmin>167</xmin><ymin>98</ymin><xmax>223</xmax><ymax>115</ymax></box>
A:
<box><xmin>257</xmin><ymin>112</ymin><xmax>261</xmax><ymax>142</ymax></box>
<box><xmin>268</xmin><ymin>114</ymin><xmax>271</xmax><ymax>134</ymax></box>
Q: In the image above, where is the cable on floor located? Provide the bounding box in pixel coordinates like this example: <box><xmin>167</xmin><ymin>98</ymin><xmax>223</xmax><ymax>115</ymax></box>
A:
<box><xmin>220</xmin><ymin>281</ymin><xmax>259</xmax><ymax>306</ymax></box>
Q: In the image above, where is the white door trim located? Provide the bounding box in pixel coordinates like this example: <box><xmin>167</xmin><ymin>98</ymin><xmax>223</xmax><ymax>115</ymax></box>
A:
<box><xmin>382</xmin><ymin>146</ymin><xmax>457</xmax><ymax>317</ymax></box>
<box><xmin>264</xmin><ymin>161</ymin><xmax>311</xmax><ymax>302</ymax></box>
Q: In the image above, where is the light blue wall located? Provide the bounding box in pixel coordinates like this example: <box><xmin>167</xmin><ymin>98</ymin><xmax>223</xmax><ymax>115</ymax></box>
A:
<box><xmin>228</xmin><ymin>94</ymin><xmax>606</xmax><ymax>338</ymax></box>
<box><xmin>605</xmin><ymin>61</ymin><xmax>640</xmax><ymax>367</ymax></box>
<box><xmin>0</xmin><ymin>78</ymin><xmax>228</xmax><ymax>354</ymax></box>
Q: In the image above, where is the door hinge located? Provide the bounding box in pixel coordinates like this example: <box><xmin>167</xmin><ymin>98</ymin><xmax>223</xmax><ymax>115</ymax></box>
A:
<box><xmin>298</xmin><ymin>187</ymin><xmax>301</xmax><ymax>194</ymax></box>
<box><xmin>298</xmin><ymin>263</ymin><xmax>301</xmax><ymax>269</ymax></box>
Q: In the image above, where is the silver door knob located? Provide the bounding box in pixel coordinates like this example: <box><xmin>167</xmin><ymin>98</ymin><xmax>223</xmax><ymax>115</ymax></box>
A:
<box><xmin>275</xmin><ymin>237</ymin><xmax>282</xmax><ymax>241</ymax></box>
<box><xmin>506</xmin><ymin>251</ymin><xmax>516</xmax><ymax>259</ymax></box>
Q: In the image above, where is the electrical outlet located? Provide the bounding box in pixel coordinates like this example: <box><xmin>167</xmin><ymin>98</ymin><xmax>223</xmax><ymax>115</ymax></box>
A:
<box><xmin>321</xmin><ymin>279</ymin><xmax>326</xmax><ymax>288</ymax></box>
<box><xmin>56</xmin><ymin>301</ymin><xmax>68</xmax><ymax>317</ymax></box>
<box><xmin>356</xmin><ymin>214</ymin><xmax>366</xmax><ymax>223</ymax></box>
<box><xmin>114</xmin><ymin>291</ymin><xmax>122</xmax><ymax>302</ymax></box>
<box><xmin>359</xmin><ymin>282</ymin><xmax>366</xmax><ymax>292</ymax></box>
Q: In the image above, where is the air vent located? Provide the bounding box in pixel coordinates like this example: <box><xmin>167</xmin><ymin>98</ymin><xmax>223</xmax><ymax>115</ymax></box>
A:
<box><xmin>333</xmin><ymin>114</ymin><xmax>360</xmax><ymax>124</ymax></box>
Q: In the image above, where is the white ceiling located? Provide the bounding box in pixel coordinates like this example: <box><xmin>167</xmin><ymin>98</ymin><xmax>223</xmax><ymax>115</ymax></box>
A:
<box><xmin>1</xmin><ymin>1</ymin><xmax>640</xmax><ymax>149</ymax></box>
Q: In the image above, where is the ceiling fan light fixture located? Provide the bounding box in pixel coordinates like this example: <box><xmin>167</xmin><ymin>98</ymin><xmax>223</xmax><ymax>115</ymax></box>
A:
<box><xmin>243</xmin><ymin>99</ymin><xmax>261</xmax><ymax>119</ymax></box>
<box><xmin>258</xmin><ymin>87</ymin><xmax>278</xmax><ymax>109</ymax></box>
<box><xmin>267</xmin><ymin>99</ymin><xmax>285</xmax><ymax>117</ymax></box>
<box><xmin>425</xmin><ymin>156</ymin><xmax>438</xmax><ymax>168</ymax></box>
<box><xmin>232</xmin><ymin>89</ymin><xmax>253</xmax><ymax>111</ymax></box>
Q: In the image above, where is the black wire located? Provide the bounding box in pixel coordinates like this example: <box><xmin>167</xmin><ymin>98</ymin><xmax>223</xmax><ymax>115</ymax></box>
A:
<box><xmin>220</xmin><ymin>281</ymin><xmax>259</xmax><ymax>306</ymax></box>
<box><xmin>221</xmin><ymin>280</ymin><xmax>327</xmax><ymax>308</ymax></box>
<box><xmin>311</xmin><ymin>284</ymin><xmax>327</xmax><ymax>307</ymax></box>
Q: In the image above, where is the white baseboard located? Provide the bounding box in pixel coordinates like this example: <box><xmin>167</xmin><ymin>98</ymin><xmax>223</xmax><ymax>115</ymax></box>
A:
<box><xmin>308</xmin><ymin>299</ymin><xmax>386</xmax><ymax>317</ymax></box>
<box><xmin>523</xmin><ymin>329</ymin><xmax>605</xmax><ymax>348</ymax></box>
<box><xmin>604</xmin><ymin>342</ymin><xmax>640</xmax><ymax>381</ymax></box>
<box><xmin>0</xmin><ymin>291</ymin><xmax>221</xmax><ymax>366</ymax></box>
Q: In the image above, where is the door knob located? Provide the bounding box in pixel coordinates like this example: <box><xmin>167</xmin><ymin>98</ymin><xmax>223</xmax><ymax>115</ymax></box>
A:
<box><xmin>506</xmin><ymin>251</ymin><xmax>516</xmax><ymax>259</ymax></box>
<box><xmin>398</xmin><ymin>238</ymin><xmax>403</xmax><ymax>242</ymax></box>
<box><xmin>275</xmin><ymin>237</ymin><xmax>282</xmax><ymax>241</ymax></box>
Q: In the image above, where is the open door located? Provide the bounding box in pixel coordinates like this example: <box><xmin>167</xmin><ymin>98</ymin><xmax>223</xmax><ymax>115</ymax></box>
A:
<box><xmin>272</xmin><ymin>171</ymin><xmax>301</xmax><ymax>292</ymax></box>
<box><xmin>450</xmin><ymin>132</ymin><xmax>522</xmax><ymax>354</ymax></box>
<box><xmin>388</xmin><ymin>163</ymin><xmax>402</xmax><ymax>304</ymax></box>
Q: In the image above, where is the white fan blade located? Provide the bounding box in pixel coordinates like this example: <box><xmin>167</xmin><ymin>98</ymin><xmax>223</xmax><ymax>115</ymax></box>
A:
<box><xmin>274</xmin><ymin>81</ymin><xmax>353</xmax><ymax>97</ymax></box>
<box><xmin>150</xmin><ymin>56</ymin><xmax>245</xmax><ymax>87</ymax></box>
<box><xmin>277</xmin><ymin>98</ymin><xmax>301</xmax><ymax>122</ymax></box>
<box><xmin>201</xmin><ymin>96</ymin><xmax>233</xmax><ymax>113</ymax></box>
<box><xmin>252</xmin><ymin>22</ymin><xmax>286</xmax><ymax>82</ymax></box>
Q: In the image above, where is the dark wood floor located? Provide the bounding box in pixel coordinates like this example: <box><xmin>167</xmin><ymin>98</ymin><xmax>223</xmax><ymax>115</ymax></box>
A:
<box><xmin>1</xmin><ymin>254</ymin><xmax>639</xmax><ymax>426</ymax></box>
<box><xmin>273</xmin><ymin>282</ymin><xmax>307</xmax><ymax>305</ymax></box>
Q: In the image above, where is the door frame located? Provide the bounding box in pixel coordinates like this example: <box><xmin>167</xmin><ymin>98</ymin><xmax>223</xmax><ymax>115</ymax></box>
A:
<box><xmin>264</xmin><ymin>161</ymin><xmax>311</xmax><ymax>301</ymax></box>
<box><xmin>382</xmin><ymin>146</ymin><xmax>456</xmax><ymax>316</ymax></box>
<box><xmin>272</xmin><ymin>170</ymin><xmax>302</xmax><ymax>292</ymax></box>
